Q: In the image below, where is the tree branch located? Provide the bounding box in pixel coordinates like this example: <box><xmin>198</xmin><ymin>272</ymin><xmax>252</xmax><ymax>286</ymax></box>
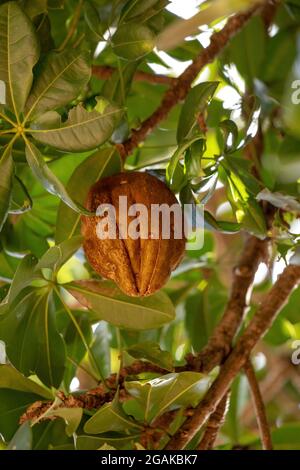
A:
<box><xmin>19</xmin><ymin>386</ymin><xmax>115</xmax><ymax>424</ymax></box>
<box><xmin>197</xmin><ymin>392</ymin><xmax>230</xmax><ymax>450</ymax></box>
<box><xmin>165</xmin><ymin>264</ymin><xmax>300</xmax><ymax>449</ymax></box>
<box><xmin>244</xmin><ymin>360</ymin><xmax>273</xmax><ymax>450</ymax></box>
<box><xmin>117</xmin><ymin>5</ymin><xmax>261</xmax><ymax>160</ymax></box>
<box><xmin>92</xmin><ymin>65</ymin><xmax>176</xmax><ymax>86</ymax></box>
<box><xmin>186</xmin><ymin>235</ymin><xmax>269</xmax><ymax>373</ymax></box>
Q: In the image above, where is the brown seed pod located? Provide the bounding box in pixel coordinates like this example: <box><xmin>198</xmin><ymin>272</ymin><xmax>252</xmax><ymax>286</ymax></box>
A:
<box><xmin>81</xmin><ymin>172</ymin><xmax>185</xmax><ymax>297</ymax></box>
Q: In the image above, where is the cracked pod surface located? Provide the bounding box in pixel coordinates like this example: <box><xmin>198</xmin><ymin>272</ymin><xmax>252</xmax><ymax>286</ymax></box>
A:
<box><xmin>81</xmin><ymin>172</ymin><xmax>185</xmax><ymax>296</ymax></box>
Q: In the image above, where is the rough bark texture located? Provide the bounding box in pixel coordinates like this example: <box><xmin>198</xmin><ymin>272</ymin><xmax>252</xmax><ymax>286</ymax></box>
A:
<box><xmin>197</xmin><ymin>392</ymin><xmax>230</xmax><ymax>450</ymax></box>
<box><xmin>244</xmin><ymin>360</ymin><xmax>273</xmax><ymax>450</ymax></box>
<box><xmin>92</xmin><ymin>65</ymin><xmax>176</xmax><ymax>86</ymax></box>
<box><xmin>165</xmin><ymin>264</ymin><xmax>300</xmax><ymax>449</ymax></box>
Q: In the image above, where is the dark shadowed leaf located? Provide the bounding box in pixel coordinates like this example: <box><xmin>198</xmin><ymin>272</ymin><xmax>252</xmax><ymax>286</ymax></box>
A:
<box><xmin>7</xmin><ymin>422</ymin><xmax>32</xmax><ymax>450</ymax></box>
<box><xmin>9</xmin><ymin>176</ymin><xmax>32</xmax><ymax>214</ymax></box>
<box><xmin>0</xmin><ymin>253</ymin><xmax>40</xmax><ymax>313</ymax></box>
<box><xmin>0</xmin><ymin>288</ymin><xmax>66</xmax><ymax>388</ymax></box>
<box><xmin>0</xmin><ymin>1</ymin><xmax>39</xmax><ymax>115</ymax></box>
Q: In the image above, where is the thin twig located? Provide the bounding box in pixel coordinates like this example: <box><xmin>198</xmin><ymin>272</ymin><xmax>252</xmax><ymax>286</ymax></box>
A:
<box><xmin>92</xmin><ymin>65</ymin><xmax>176</xmax><ymax>86</ymax></box>
<box><xmin>165</xmin><ymin>264</ymin><xmax>300</xmax><ymax>449</ymax></box>
<box><xmin>197</xmin><ymin>392</ymin><xmax>230</xmax><ymax>450</ymax></box>
<box><xmin>19</xmin><ymin>386</ymin><xmax>115</xmax><ymax>424</ymax></box>
<box><xmin>244</xmin><ymin>360</ymin><xmax>273</xmax><ymax>450</ymax></box>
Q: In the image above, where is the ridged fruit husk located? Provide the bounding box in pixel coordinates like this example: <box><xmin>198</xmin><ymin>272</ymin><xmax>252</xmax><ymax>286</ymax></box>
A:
<box><xmin>81</xmin><ymin>172</ymin><xmax>185</xmax><ymax>296</ymax></box>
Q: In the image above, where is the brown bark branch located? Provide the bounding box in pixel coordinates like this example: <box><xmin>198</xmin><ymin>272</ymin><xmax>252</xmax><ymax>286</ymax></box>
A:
<box><xmin>19</xmin><ymin>386</ymin><xmax>116</xmax><ymax>424</ymax></box>
<box><xmin>165</xmin><ymin>264</ymin><xmax>300</xmax><ymax>449</ymax></box>
<box><xmin>92</xmin><ymin>65</ymin><xmax>176</xmax><ymax>86</ymax></box>
<box><xmin>117</xmin><ymin>5</ymin><xmax>260</xmax><ymax>160</ymax></box>
<box><xmin>244</xmin><ymin>360</ymin><xmax>273</xmax><ymax>450</ymax></box>
<box><xmin>186</xmin><ymin>235</ymin><xmax>269</xmax><ymax>373</ymax></box>
<box><xmin>197</xmin><ymin>391</ymin><xmax>230</xmax><ymax>450</ymax></box>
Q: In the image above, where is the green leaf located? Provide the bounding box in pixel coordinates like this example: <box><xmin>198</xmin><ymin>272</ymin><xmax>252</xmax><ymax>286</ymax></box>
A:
<box><xmin>125</xmin><ymin>372</ymin><xmax>211</xmax><ymax>422</ymax></box>
<box><xmin>21</xmin><ymin>0</ymin><xmax>48</xmax><ymax>19</ymax></box>
<box><xmin>222</xmin><ymin>166</ymin><xmax>267</xmax><ymax>237</ymax></box>
<box><xmin>9</xmin><ymin>176</ymin><xmax>32</xmax><ymax>214</ymax></box>
<box><xmin>90</xmin><ymin>322</ymin><xmax>111</xmax><ymax>380</ymax></box>
<box><xmin>277</xmin><ymin>286</ymin><xmax>300</xmax><ymax>324</ymax></box>
<box><xmin>0</xmin><ymin>1</ymin><xmax>39</xmax><ymax>115</ymax></box>
<box><xmin>225</xmin><ymin>156</ymin><xmax>261</xmax><ymax>196</ymax></box>
<box><xmin>65</xmin><ymin>280</ymin><xmax>175</xmax><ymax>330</ymax></box>
<box><xmin>112</xmin><ymin>23</ymin><xmax>155</xmax><ymax>60</ymax></box>
<box><xmin>84</xmin><ymin>395</ymin><xmax>141</xmax><ymax>435</ymax></box>
<box><xmin>0</xmin><ymin>288</ymin><xmax>66</xmax><ymax>388</ymax></box>
<box><xmin>29</xmin><ymin>100</ymin><xmax>122</xmax><ymax>152</ymax></box>
<box><xmin>203</xmin><ymin>210</ymin><xmax>241</xmax><ymax>233</ymax></box>
<box><xmin>260</xmin><ymin>28</ymin><xmax>297</xmax><ymax>98</ymax></box>
<box><xmin>185</xmin><ymin>275</ymin><xmax>227</xmax><ymax>351</ymax></box>
<box><xmin>24</xmin><ymin>50</ymin><xmax>91</xmax><ymax>121</ymax></box>
<box><xmin>177</xmin><ymin>82</ymin><xmax>219</xmax><ymax>143</ymax></box>
<box><xmin>0</xmin><ymin>253</ymin><xmax>39</xmax><ymax>313</ymax></box>
<box><xmin>55</xmin><ymin>147</ymin><xmax>121</xmax><ymax>243</ymax></box>
<box><xmin>184</xmin><ymin>139</ymin><xmax>206</xmax><ymax>179</ymax></box>
<box><xmin>0</xmin><ymin>145</ymin><xmax>13</xmax><ymax>231</ymax></box>
<box><xmin>31</xmin><ymin>419</ymin><xmax>74</xmax><ymax>450</ymax></box>
<box><xmin>0</xmin><ymin>364</ymin><xmax>52</xmax><ymax>398</ymax></box>
<box><xmin>220</xmin><ymin>119</ymin><xmax>239</xmax><ymax>153</ymax></box>
<box><xmin>7</xmin><ymin>422</ymin><xmax>32</xmax><ymax>450</ymax></box>
<box><xmin>62</xmin><ymin>310</ymin><xmax>92</xmax><ymax>389</ymax></box>
<box><xmin>36</xmin><ymin>235</ymin><xmax>83</xmax><ymax>273</ymax></box>
<box><xmin>0</xmin><ymin>389</ymin><xmax>43</xmax><ymax>441</ymax></box>
<box><xmin>83</xmin><ymin>2</ymin><xmax>103</xmax><ymax>39</ymax></box>
<box><xmin>25</xmin><ymin>139</ymin><xmax>91</xmax><ymax>214</ymax></box>
<box><xmin>271</xmin><ymin>423</ymin><xmax>300</xmax><ymax>450</ymax></box>
<box><xmin>45</xmin><ymin>407</ymin><xmax>83</xmax><ymax>437</ymax></box>
<box><xmin>102</xmin><ymin>61</ymin><xmax>139</xmax><ymax>106</ymax></box>
<box><xmin>166</xmin><ymin>135</ymin><xmax>204</xmax><ymax>190</ymax></box>
<box><xmin>76</xmin><ymin>433</ymin><xmax>139</xmax><ymax>450</ymax></box>
<box><xmin>223</xmin><ymin>15</ymin><xmax>265</xmax><ymax>87</ymax></box>
<box><xmin>0</xmin><ymin>249</ymin><xmax>19</xmax><ymax>282</ymax></box>
<box><xmin>127</xmin><ymin>341</ymin><xmax>173</xmax><ymax>371</ymax></box>
<box><xmin>120</xmin><ymin>0</ymin><xmax>166</xmax><ymax>23</ymax></box>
